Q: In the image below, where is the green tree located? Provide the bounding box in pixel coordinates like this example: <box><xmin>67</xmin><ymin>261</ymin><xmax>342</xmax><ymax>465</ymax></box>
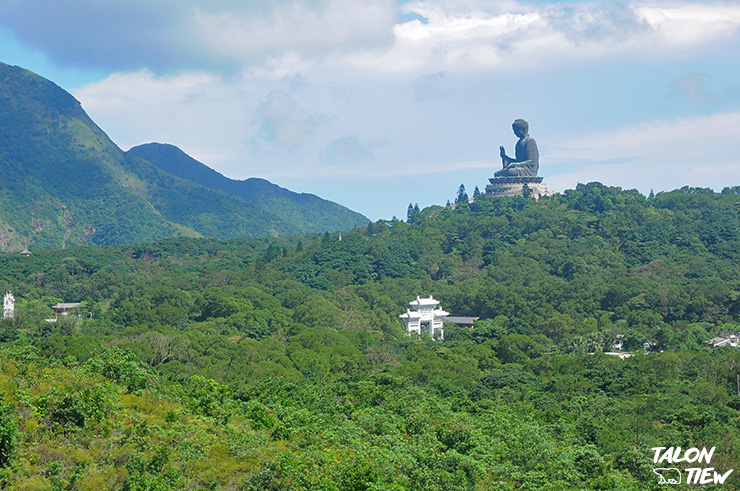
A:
<box><xmin>0</xmin><ymin>401</ymin><xmax>17</xmax><ymax>469</ymax></box>
<box><xmin>455</xmin><ymin>184</ymin><xmax>468</xmax><ymax>204</ymax></box>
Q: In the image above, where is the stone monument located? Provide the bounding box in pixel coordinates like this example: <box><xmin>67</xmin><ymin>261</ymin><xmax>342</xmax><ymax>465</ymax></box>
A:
<box><xmin>486</xmin><ymin>119</ymin><xmax>549</xmax><ymax>198</ymax></box>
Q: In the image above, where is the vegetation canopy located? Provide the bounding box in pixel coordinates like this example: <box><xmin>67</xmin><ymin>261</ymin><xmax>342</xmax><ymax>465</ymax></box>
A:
<box><xmin>2</xmin><ymin>183</ymin><xmax>740</xmax><ymax>489</ymax></box>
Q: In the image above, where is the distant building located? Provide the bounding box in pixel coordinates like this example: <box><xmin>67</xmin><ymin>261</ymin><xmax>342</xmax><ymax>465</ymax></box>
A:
<box><xmin>643</xmin><ymin>341</ymin><xmax>659</xmax><ymax>352</ymax></box>
<box><xmin>611</xmin><ymin>334</ymin><xmax>625</xmax><ymax>351</ymax></box>
<box><xmin>52</xmin><ymin>302</ymin><xmax>82</xmax><ymax>319</ymax></box>
<box><xmin>400</xmin><ymin>295</ymin><xmax>449</xmax><ymax>340</ymax></box>
<box><xmin>445</xmin><ymin>316</ymin><xmax>479</xmax><ymax>328</ymax></box>
<box><xmin>707</xmin><ymin>333</ymin><xmax>740</xmax><ymax>348</ymax></box>
<box><xmin>3</xmin><ymin>292</ymin><xmax>14</xmax><ymax>319</ymax></box>
<box><xmin>602</xmin><ymin>352</ymin><xmax>633</xmax><ymax>359</ymax></box>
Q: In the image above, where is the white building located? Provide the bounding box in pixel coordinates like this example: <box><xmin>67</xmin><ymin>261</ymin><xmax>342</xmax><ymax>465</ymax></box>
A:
<box><xmin>400</xmin><ymin>295</ymin><xmax>449</xmax><ymax>340</ymax></box>
<box><xmin>708</xmin><ymin>334</ymin><xmax>740</xmax><ymax>348</ymax></box>
<box><xmin>3</xmin><ymin>292</ymin><xmax>14</xmax><ymax>320</ymax></box>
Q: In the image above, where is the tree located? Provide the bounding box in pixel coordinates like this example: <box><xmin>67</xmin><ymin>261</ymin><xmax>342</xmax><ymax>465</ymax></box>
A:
<box><xmin>263</xmin><ymin>244</ymin><xmax>280</xmax><ymax>261</ymax></box>
<box><xmin>407</xmin><ymin>203</ymin><xmax>415</xmax><ymax>222</ymax></box>
<box><xmin>455</xmin><ymin>184</ymin><xmax>468</xmax><ymax>204</ymax></box>
<box><xmin>473</xmin><ymin>185</ymin><xmax>481</xmax><ymax>199</ymax></box>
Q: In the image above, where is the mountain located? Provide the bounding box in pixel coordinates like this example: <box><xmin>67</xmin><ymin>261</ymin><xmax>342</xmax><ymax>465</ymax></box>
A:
<box><xmin>127</xmin><ymin>143</ymin><xmax>369</xmax><ymax>235</ymax></box>
<box><xmin>0</xmin><ymin>63</ymin><xmax>192</xmax><ymax>250</ymax></box>
<box><xmin>0</xmin><ymin>63</ymin><xmax>367</xmax><ymax>251</ymax></box>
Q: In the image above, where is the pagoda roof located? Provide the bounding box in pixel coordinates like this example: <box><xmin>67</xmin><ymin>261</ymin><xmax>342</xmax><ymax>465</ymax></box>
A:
<box><xmin>409</xmin><ymin>295</ymin><xmax>440</xmax><ymax>307</ymax></box>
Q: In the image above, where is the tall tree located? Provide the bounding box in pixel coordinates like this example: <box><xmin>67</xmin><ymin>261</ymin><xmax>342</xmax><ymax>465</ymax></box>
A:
<box><xmin>456</xmin><ymin>184</ymin><xmax>468</xmax><ymax>204</ymax></box>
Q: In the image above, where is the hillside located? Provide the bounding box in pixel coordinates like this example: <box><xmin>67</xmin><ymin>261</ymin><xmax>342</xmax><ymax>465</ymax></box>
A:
<box><xmin>127</xmin><ymin>143</ymin><xmax>368</xmax><ymax>235</ymax></box>
<box><xmin>0</xmin><ymin>63</ymin><xmax>192</xmax><ymax>250</ymax></box>
<box><xmin>3</xmin><ymin>184</ymin><xmax>740</xmax><ymax>489</ymax></box>
<box><xmin>0</xmin><ymin>63</ymin><xmax>367</xmax><ymax>251</ymax></box>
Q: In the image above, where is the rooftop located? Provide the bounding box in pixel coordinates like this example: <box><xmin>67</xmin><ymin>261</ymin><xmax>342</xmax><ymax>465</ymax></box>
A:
<box><xmin>409</xmin><ymin>295</ymin><xmax>440</xmax><ymax>307</ymax></box>
<box><xmin>52</xmin><ymin>302</ymin><xmax>81</xmax><ymax>310</ymax></box>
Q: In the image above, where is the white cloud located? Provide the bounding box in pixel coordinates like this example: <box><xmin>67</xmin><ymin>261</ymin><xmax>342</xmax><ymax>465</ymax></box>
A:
<box><xmin>341</xmin><ymin>1</ymin><xmax>740</xmax><ymax>74</ymax></box>
<box><xmin>274</xmin><ymin>158</ymin><xmax>493</xmax><ymax>179</ymax></box>
<box><xmin>547</xmin><ymin>112</ymin><xmax>740</xmax><ymax>193</ymax></box>
<box><xmin>253</xmin><ymin>89</ymin><xmax>327</xmax><ymax>148</ymax></box>
<box><xmin>0</xmin><ymin>0</ymin><xmax>398</xmax><ymax>71</ymax></box>
<box><xmin>4</xmin><ymin>1</ymin><xmax>739</xmax><ymax>74</ymax></box>
<box><xmin>322</xmin><ymin>136</ymin><xmax>375</xmax><ymax>162</ymax></box>
<box><xmin>636</xmin><ymin>3</ymin><xmax>740</xmax><ymax>46</ymax></box>
<box><xmin>0</xmin><ymin>0</ymin><xmax>190</xmax><ymax>69</ymax></box>
<box><xmin>73</xmin><ymin>70</ymin><xmax>253</xmax><ymax>164</ymax></box>
<box><xmin>193</xmin><ymin>0</ymin><xmax>397</xmax><ymax>62</ymax></box>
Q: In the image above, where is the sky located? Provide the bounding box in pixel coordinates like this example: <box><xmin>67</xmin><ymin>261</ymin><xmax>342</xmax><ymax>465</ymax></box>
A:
<box><xmin>1</xmin><ymin>0</ymin><xmax>740</xmax><ymax>220</ymax></box>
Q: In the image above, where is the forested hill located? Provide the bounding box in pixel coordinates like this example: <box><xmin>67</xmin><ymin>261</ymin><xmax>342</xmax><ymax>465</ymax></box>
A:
<box><xmin>127</xmin><ymin>143</ymin><xmax>368</xmax><ymax>234</ymax></box>
<box><xmin>0</xmin><ymin>62</ymin><xmax>367</xmax><ymax>252</ymax></box>
<box><xmin>4</xmin><ymin>182</ymin><xmax>740</xmax><ymax>354</ymax></box>
<box><xmin>3</xmin><ymin>183</ymin><xmax>740</xmax><ymax>488</ymax></box>
<box><xmin>0</xmin><ymin>63</ymin><xmax>190</xmax><ymax>250</ymax></box>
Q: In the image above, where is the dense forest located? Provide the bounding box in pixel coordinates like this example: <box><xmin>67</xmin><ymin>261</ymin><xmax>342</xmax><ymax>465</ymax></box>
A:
<box><xmin>3</xmin><ymin>182</ymin><xmax>740</xmax><ymax>489</ymax></box>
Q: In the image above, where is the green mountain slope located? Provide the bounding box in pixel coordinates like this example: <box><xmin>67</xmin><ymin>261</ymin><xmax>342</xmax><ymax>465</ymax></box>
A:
<box><xmin>127</xmin><ymin>143</ymin><xmax>369</xmax><ymax>234</ymax></box>
<box><xmin>0</xmin><ymin>63</ymin><xmax>194</xmax><ymax>250</ymax></box>
<box><xmin>0</xmin><ymin>63</ymin><xmax>367</xmax><ymax>251</ymax></box>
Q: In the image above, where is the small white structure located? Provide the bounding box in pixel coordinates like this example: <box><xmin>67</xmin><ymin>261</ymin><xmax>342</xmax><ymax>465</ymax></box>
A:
<box><xmin>400</xmin><ymin>295</ymin><xmax>449</xmax><ymax>340</ymax></box>
<box><xmin>708</xmin><ymin>333</ymin><xmax>740</xmax><ymax>348</ymax></box>
<box><xmin>3</xmin><ymin>292</ymin><xmax>14</xmax><ymax>320</ymax></box>
<box><xmin>52</xmin><ymin>302</ymin><xmax>82</xmax><ymax>319</ymax></box>
<box><xmin>611</xmin><ymin>334</ymin><xmax>625</xmax><ymax>351</ymax></box>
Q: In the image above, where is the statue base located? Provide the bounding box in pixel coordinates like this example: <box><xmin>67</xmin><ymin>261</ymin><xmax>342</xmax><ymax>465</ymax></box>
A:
<box><xmin>485</xmin><ymin>176</ymin><xmax>549</xmax><ymax>199</ymax></box>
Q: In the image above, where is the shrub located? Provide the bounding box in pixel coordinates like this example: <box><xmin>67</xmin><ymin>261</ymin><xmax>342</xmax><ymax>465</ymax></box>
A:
<box><xmin>0</xmin><ymin>402</ymin><xmax>17</xmax><ymax>468</ymax></box>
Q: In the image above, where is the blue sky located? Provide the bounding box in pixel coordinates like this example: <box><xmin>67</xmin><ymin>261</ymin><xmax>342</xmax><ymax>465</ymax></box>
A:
<box><xmin>2</xmin><ymin>0</ymin><xmax>740</xmax><ymax>220</ymax></box>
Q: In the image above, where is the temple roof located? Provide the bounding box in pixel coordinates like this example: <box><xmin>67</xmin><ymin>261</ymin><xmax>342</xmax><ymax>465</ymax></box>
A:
<box><xmin>409</xmin><ymin>295</ymin><xmax>440</xmax><ymax>307</ymax></box>
<box><xmin>52</xmin><ymin>302</ymin><xmax>81</xmax><ymax>310</ymax></box>
<box><xmin>446</xmin><ymin>316</ymin><xmax>479</xmax><ymax>325</ymax></box>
